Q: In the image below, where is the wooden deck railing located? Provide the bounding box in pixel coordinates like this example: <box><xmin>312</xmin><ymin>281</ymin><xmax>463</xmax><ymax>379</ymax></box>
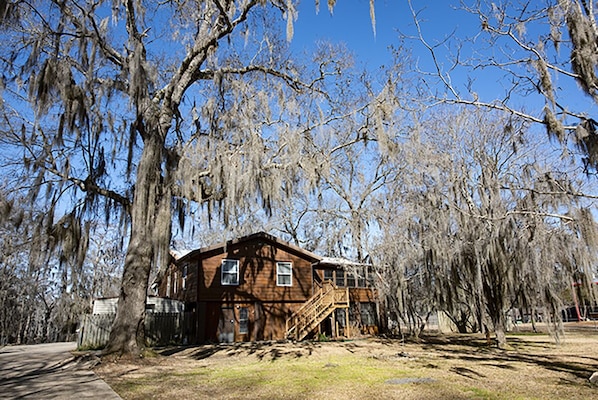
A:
<box><xmin>285</xmin><ymin>280</ymin><xmax>349</xmax><ymax>341</ymax></box>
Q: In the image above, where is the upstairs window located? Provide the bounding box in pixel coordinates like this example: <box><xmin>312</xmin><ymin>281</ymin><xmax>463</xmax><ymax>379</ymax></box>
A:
<box><xmin>276</xmin><ymin>262</ymin><xmax>293</xmax><ymax>286</ymax></box>
<box><xmin>221</xmin><ymin>259</ymin><xmax>239</xmax><ymax>286</ymax></box>
<box><xmin>182</xmin><ymin>263</ymin><xmax>188</xmax><ymax>290</ymax></box>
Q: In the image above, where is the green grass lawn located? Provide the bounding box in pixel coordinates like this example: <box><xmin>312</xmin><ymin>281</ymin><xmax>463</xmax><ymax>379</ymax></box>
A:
<box><xmin>97</xmin><ymin>331</ymin><xmax>598</xmax><ymax>400</ymax></box>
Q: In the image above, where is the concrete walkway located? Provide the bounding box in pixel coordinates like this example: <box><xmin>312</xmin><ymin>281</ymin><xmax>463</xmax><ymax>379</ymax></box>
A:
<box><xmin>0</xmin><ymin>342</ymin><xmax>121</xmax><ymax>399</ymax></box>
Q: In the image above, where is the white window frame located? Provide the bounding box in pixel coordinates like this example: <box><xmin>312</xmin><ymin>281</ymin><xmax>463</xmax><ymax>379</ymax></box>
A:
<box><xmin>182</xmin><ymin>263</ymin><xmax>188</xmax><ymax>290</ymax></box>
<box><xmin>239</xmin><ymin>307</ymin><xmax>249</xmax><ymax>334</ymax></box>
<box><xmin>276</xmin><ymin>262</ymin><xmax>293</xmax><ymax>287</ymax></box>
<box><xmin>221</xmin><ymin>259</ymin><xmax>239</xmax><ymax>286</ymax></box>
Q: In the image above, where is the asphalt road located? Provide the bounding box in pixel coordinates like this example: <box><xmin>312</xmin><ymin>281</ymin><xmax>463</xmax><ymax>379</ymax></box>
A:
<box><xmin>0</xmin><ymin>342</ymin><xmax>121</xmax><ymax>399</ymax></box>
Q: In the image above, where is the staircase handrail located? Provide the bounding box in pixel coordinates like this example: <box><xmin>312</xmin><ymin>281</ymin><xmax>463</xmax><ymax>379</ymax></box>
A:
<box><xmin>286</xmin><ymin>281</ymin><xmax>349</xmax><ymax>340</ymax></box>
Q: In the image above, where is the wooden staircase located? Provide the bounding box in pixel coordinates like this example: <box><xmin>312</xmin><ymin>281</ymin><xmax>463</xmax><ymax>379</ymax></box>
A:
<box><xmin>286</xmin><ymin>280</ymin><xmax>349</xmax><ymax>341</ymax></box>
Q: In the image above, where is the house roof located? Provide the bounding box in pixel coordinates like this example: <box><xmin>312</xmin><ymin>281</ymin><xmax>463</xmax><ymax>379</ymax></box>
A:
<box><xmin>175</xmin><ymin>231</ymin><xmax>322</xmax><ymax>264</ymax></box>
<box><xmin>170</xmin><ymin>249</ymin><xmax>193</xmax><ymax>261</ymax></box>
<box><xmin>315</xmin><ymin>257</ymin><xmax>372</xmax><ymax>268</ymax></box>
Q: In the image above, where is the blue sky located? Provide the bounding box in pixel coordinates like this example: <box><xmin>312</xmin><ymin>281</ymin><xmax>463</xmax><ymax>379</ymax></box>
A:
<box><xmin>292</xmin><ymin>1</ymin><xmax>472</xmax><ymax>70</ymax></box>
<box><xmin>285</xmin><ymin>1</ymin><xmax>598</xmax><ymax>188</ymax></box>
<box><xmin>290</xmin><ymin>1</ymin><xmax>518</xmax><ymax>109</ymax></box>
<box><xmin>289</xmin><ymin>1</ymin><xmax>596</xmax><ymax>125</ymax></box>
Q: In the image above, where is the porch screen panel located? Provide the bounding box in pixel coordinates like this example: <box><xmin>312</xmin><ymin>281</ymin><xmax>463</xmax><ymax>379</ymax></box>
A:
<box><xmin>336</xmin><ymin>270</ymin><xmax>345</xmax><ymax>287</ymax></box>
<box><xmin>324</xmin><ymin>269</ymin><xmax>334</xmax><ymax>282</ymax></box>
<box><xmin>346</xmin><ymin>273</ymin><xmax>356</xmax><ymax>287</ymax></box>
<box><xmin>360</xmin><ymin>302</ymin><xmax>377</xmax><ymax>326</ymax></box>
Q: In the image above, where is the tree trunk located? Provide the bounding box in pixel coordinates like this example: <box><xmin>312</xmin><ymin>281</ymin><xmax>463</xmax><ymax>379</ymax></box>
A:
<box><xmin>492</xmin><ymin>313</ymin><xmax>507</xmax><ymax>349</ymax></box>
<box><xmin>454</xmin><ymin>311</ymin><xmax>470</xmax><ymax>334</ymax></box>
<box><xmin>530</xmin><ymin>310</ymin><xmax>538</xmax><ymax>333</ymax></box>
<box><xmin>104</xmin><ymin>134</ymin><xmax>164</xmax><ymax>357</ymax></box>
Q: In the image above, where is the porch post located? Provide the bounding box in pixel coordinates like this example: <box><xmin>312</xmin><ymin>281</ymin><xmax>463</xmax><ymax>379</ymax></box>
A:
<box><xmin>331</xmin><ymin>310</ymin><xmax>336</xmax><ymax>339</ymax></box>
<box><xmin>345</xmin><ymin>308</ymin><xmax>350</xmax><ymax>338</ymax></box>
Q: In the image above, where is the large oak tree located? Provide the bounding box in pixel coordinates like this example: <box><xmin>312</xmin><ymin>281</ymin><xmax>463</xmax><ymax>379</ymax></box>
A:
<box><xmin>372</xmin><ymin>108</ymin><xmax>597</xmax><ymax>348</ymax></box>
<box><xmin>0</xmin><ymin>0</ymin><xmax>373</xmax><ymax>356</ymax></box>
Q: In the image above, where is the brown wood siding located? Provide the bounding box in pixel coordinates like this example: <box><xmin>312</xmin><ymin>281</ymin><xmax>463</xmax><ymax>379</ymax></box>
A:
<box><xmin>157</xmin><ymin>263</ymin><xmax>196</xmax><ymax>304</ymax></box>
<box><xmin>179</xmin><ymin>261</ymin><xmax>198</xmax><ymax>305</ymax></box>
<box><xmin>195</xmin><ymin>241</ymin><xmax>313</xmax><ymax>303</ymax></box>
<box><xmin>348</xmin><ymin>288</ymin><xmax>377</xmax><ymax>303</ymax></box>
<box><xmin>157</xmin><ymin>264</ymin><xmax>173</xmax><ymax>298</ymax></box>
<box><xmin>199</xmin><ymin>300</ymin><xmax>298</xmax><ymax>342</ymax></box>
<box><xmin>183</xmin><ymin>236</ymin><xmax>319</xmax><ymax>342</ymax></box>
<box><xmin>157</xmin><ymin>233</ymin><xmax>382</xmax><ymax>343</ymax></box>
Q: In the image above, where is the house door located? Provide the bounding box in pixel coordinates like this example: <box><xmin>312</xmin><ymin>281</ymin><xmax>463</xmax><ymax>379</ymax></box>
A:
<box><xmin>218</xmin><ymin>307</ymin><xmax>235</xmax><ymax>343</ymax></box>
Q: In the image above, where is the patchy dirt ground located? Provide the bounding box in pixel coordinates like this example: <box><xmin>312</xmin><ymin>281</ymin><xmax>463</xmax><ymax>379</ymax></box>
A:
<box><xmin>95</xmin><ymin>322</ymin><xmax>598</xmax><ymax>400</ymax></box>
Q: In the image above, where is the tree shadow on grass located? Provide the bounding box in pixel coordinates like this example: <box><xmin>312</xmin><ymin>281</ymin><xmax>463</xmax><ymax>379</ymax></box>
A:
<box><xmin>482</xmin><ymin>362</ymin><xmax>517</xmax><ymax>370</ymax></box>
<box><xmin>415</xmin><ymin>334</ymin><xmax>597</xmax><ymax>381</ymax></box>
<box><xmin>450</xmin><ymin>366</ymin><xmax>486</xmax><ymax>379</ymax></box>
<box><xmin>157</xmin><ymin>334</ymin><xmax>597</xmax><ymax>382</ymax></box>
<box><xmin>504</xmin><ymin>352</ymin><xmax>597</xmax><ymax>380</ymax></box>
<box><xmin>157</xmin><ymin>346</ymin><xmax>194</xmax><ymax>357</ymax></box>
<box><xmin>159</xmin><ymin>340</ymin><xmax>322</xmax><ymax>362</ymax></box>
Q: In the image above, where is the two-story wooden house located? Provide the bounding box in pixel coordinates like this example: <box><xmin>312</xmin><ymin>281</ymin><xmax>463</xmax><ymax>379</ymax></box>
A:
<box><xmin>156</xmin><ymin>232</ymin><xmax>380</xmax><ymax>343</ymax></box>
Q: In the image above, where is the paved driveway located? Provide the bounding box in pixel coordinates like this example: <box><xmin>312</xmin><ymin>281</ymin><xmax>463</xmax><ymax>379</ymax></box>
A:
<box><xmin>0</xmin><ymin>342</ymin><xmax>121</xmax><ymax>399</ymax></box>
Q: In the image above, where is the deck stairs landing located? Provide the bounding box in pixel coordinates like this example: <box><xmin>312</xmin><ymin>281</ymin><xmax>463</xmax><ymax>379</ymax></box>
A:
<box><xmin>285</xmin><ymin>280</ymin><xmax>349</xmax><ymax>341</ymax></box>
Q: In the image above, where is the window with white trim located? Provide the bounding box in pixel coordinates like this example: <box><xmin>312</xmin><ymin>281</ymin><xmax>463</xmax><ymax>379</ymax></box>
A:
<box><xmin>173</xmin><ymin>271</ymin><xmax>178</xmax><ymax>294</ymax></box>
<box><xmin>239</xmin><ymin>307</ymin><xmax>249</xmax><ymax>334</ymax></box>
<box><xmin>182</xmin><ymin>263</ymin><xmax>188</xmax><ymax>290</ymax></box>
<box><xmin>276</xmin><ymin>262</ymin><xmax>293</xmax><ymax>286</ymax></box>
<box><xmin>221</xmin><ymin>259</ymin><xmax>239</xmax><ymax>285</ymax></box>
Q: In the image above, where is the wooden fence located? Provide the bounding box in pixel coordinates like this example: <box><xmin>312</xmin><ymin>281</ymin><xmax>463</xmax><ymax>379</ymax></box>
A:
<box><xmin>78</xmin><ymin>312</ymin><xmax>194</xmax><ymax>349</ymax></box>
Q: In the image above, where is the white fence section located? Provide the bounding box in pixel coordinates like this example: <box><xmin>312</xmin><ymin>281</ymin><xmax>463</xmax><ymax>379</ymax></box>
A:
<box><xmin>78</xmin><ymin>314</ymin><xmax>115</xmax><ymax>349</ymax></box>
<box><xmin>92</xmin><ymin>296</ymin><xmax>184</xmax><ymax>314</ymax></box>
